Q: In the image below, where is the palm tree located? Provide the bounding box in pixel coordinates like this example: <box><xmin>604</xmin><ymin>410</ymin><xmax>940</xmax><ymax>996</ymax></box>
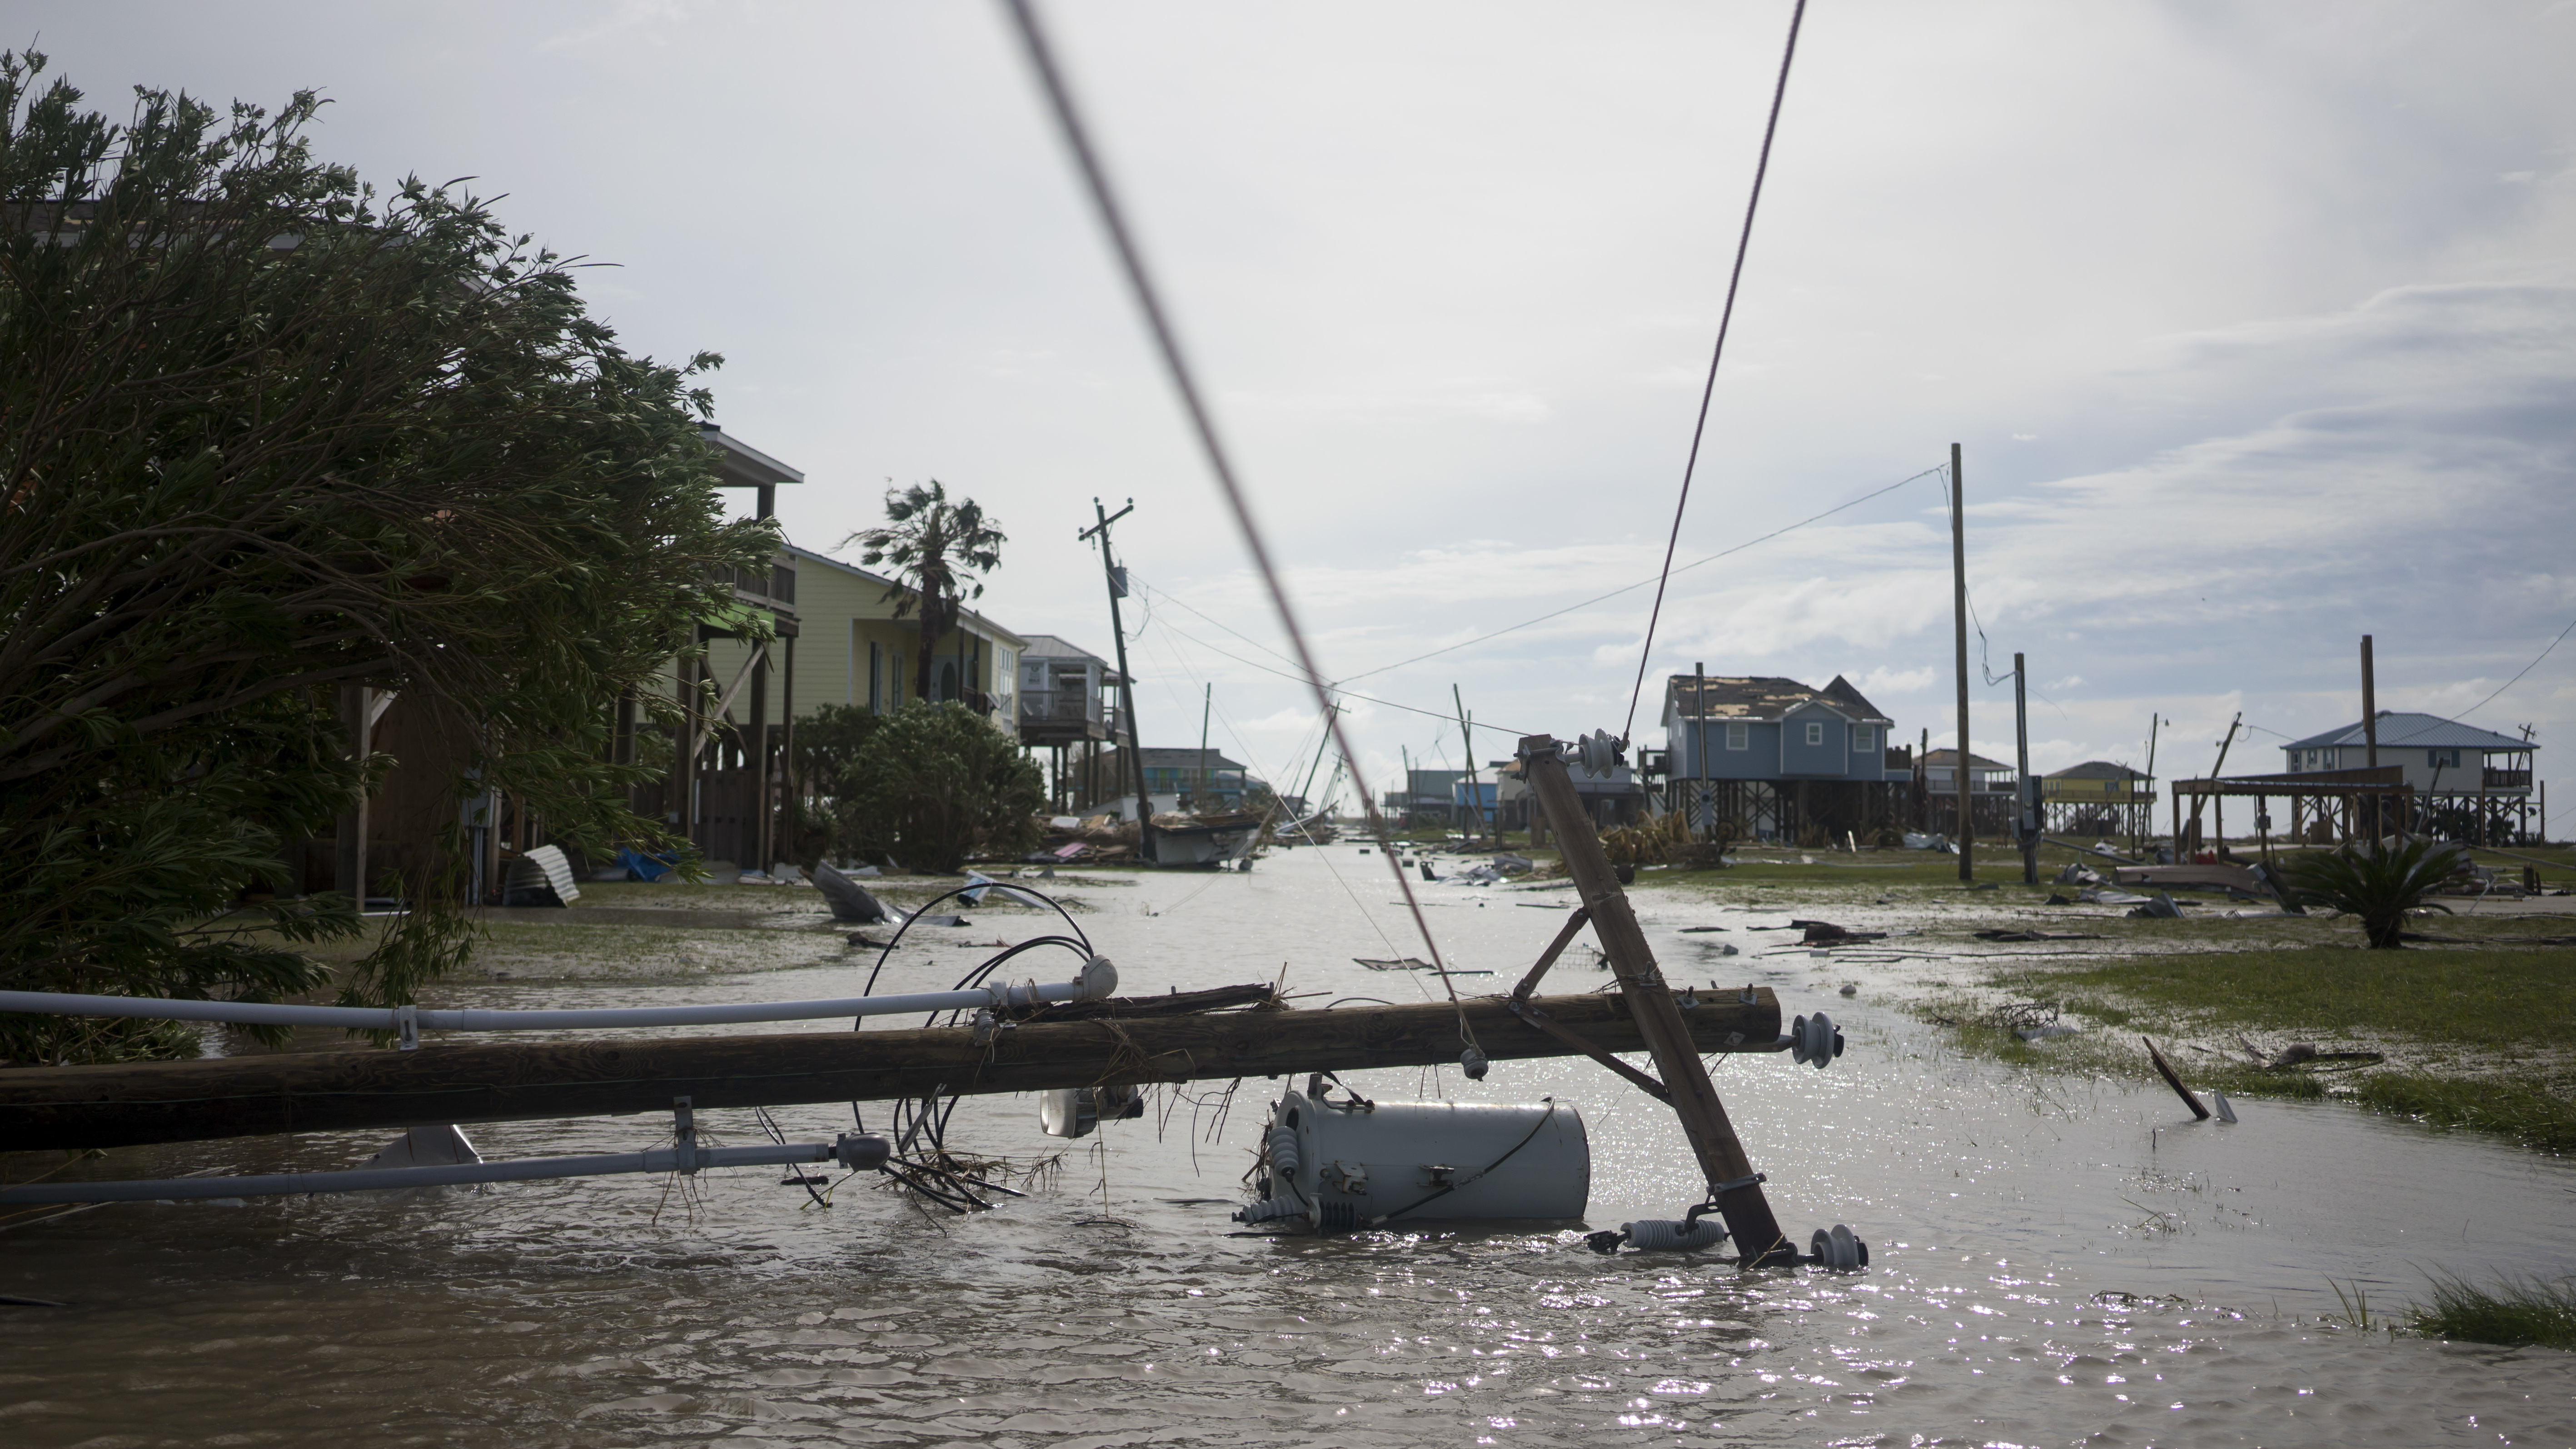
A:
<box><xmin>845</xmin><ymin>482</ymin><xmax>1006</xmax><ymax>705</ymax></box>
<box><xmin>2282</xmin><ymin>837</ymin><xmax>2460</xmax><ymax>948</ymax></box>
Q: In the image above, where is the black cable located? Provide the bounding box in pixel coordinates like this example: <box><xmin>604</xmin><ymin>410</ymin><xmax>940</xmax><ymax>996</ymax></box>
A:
<box><xmin>1622</xmin><ymin>0</ymin><xmax>1810</xmax><ymax>742</ymax></box>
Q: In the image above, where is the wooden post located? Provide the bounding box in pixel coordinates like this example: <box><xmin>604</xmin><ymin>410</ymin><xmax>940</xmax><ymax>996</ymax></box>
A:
<box><xmin>1081</xmin><ymin>500</ymin><xmax>1151</xmax><ymax>855</ymax></box>
<box><xmin>1949</xmin><ymin>443</ymin><xmax>1973</xmax><ymax>882</ymax></box>
<box><xmin>1196</xmin><ymin>681</ymin><xmax>1212</xmax><ymax>811</ymax></box>
<box><xmin>2013</xmin><ymin>652</ymin><xmax>2036</xmax><ymax>884</ymax></box>
<box><xmin>1520</xmin><ymin>734</ymin><xmax>1796</xmax><ymax>1263</ymax></box>
<box><xmin>2361</xmin><ymin>634</ymin><xmax>2379</xmax><ymax>840</ymax></box>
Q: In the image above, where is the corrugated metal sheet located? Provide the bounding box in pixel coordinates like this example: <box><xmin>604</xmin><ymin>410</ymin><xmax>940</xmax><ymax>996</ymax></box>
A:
<box><xmin>2280</xmin><ymin>712</ymin><xmax>2534</xmax><ymax>752</ymax></box>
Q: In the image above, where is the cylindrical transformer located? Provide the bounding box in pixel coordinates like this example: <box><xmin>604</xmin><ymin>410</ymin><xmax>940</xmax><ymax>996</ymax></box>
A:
<box><xmin>1240</xmin><ymin>1089</ymin><xmax>1589</xmax><ymax>1231</ymax></box>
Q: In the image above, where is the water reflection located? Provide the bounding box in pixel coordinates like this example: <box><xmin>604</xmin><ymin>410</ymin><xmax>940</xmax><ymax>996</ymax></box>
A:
<box><xmin>5</xmin><ymin>845</ymin><xmax>2574</xmax><ymax>1444</ymax></box>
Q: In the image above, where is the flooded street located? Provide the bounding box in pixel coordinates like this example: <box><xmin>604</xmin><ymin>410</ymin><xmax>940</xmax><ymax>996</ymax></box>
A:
<box><xmin>6</xmin><ymin>845</ymin><xmax>2575</xmax><ymax>1446</ymax></box>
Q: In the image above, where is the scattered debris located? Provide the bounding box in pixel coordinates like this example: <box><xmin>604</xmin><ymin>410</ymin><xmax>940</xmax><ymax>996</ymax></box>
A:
<box><xmin>2126</xmin><ymin>893</ymin><xmax>2185</xmax><ymax>919</ymax></box>
<box><xmin>2142</xmin><ymin>1036</ymin><xmax>2212</xmax><ymax>1119</ymax></box>
<box><xmin>1838</xmin><ymin>983</ymin><xmax>1858</xmax><ymax>996</ymax></box>
<box><xmin>1972</xmin><ymin>929</ymin><xmax>2107</xmax><ymax>942</ymax></box>
<box><xmin>813</xmin><ymin>863</ymin><xmax>890</xmax><ymax>924</ymax></box>
<box><xmin>502</xmin><ymin>845</ymin><xmax>579</xmax><ymax>908</ymax></box>
<box><xmin>1797</xmin><ymin>920</ymin><xmax>1887</xmax><ymax>946</ymax></box>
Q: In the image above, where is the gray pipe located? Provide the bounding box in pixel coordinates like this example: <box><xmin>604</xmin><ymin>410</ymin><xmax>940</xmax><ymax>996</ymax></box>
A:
<box><xmin>0</xmin><ymin>1134</ymin><xmax>892</xmax><ymax>1205</ymax></box>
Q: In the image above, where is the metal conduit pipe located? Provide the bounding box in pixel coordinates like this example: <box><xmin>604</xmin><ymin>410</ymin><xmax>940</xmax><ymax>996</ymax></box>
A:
<box><xmin>0</xmin><ymin>1134</ymin><xmax>893</xmax><ymax>1205</ymax></box>
<box><xmin>0</xmin><ymin>958</ymin><xmax>1117</xmax><ymax>1039</ymax></box>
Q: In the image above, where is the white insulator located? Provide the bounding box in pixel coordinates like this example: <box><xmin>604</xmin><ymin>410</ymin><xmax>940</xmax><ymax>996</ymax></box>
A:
<box><xmin>1620</xmin><ymin>1218</ymin><xmax>1729</xmax><ymax>1252</ymax></box>
<box><xmin>1267</xmin><ymin>1124</ymin><xmax>1301</xmax><ymax>1177</ymax></box>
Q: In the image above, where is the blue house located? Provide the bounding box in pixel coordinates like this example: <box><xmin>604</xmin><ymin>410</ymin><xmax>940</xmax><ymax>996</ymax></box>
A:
<box><xmin>1656</xmin><ymin>674</ymin><xmax>1907</xmax><ymax>844</ymax></box>
<box><xmin>1661</xmin><ymin>674</ymin><xmax>1904</xmax><ymax>783</ymax></box>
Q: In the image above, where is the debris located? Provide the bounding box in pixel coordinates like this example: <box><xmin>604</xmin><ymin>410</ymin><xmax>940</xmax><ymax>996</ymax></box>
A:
<box><xmin>1903</xmin><ymin>832</ymin><xmax>1954</xmax><ymax>852</ymax></box>
<box><xmin>2079</xmin><ymin>887</ymin><xmax>2154</xmax><ymax>905</ymax></box>
<box><xmin>1353</xmin><ymin>957</ymin><xmax>1435</xmax><ymax>972</ymax></box>
<box><xmin>2141</xmin><ymin>1036</ymin><xmax>2212</xmax><ymax>1120</ymax></box>
<box><xmin>502</xmin><ymin>845</ymin><xmax>579</xmax><ymax>907</ymax></box>
<box><xmin>1678</xmin><ymin>926</ymin><xmax>1729</xmax><ymax>934</ymax></box>
<box><xmin>2054</xmin><ymin>863</ymin><xmax>2103</xmax><ymax>886</ymax></box>
<box><xmin>1968</xmin><ymin>881</ymin><xmax>1999</xmax><ymax>892</ymax></box>
<box><xmin>1838</xmin><ymin>983</ymin><xmax>1857</xmax><ymax>996</ymax></box>
<box><xmin>2125</xmin><ymin>893</ymin><xmax>2184</xmax><ymax>919</ymax></box>
<box><xmin>2043</xmin><ymin>893</ymin><xmax>2073</xmax><ymax>905</ymax></box>
<box><xmin>617</xmin><ymin>846</ymin><xmax>676</xmax><ymax>883</ymax></box>
<box><xmin>912</xmin><ymin>913</ymin><xmax>969</xmax><ymax>928</ymax></box>
<box><xmin>1797</xmin><ymin>920</ymin><xmax>1887</xmax><ymax>946</ymax></box>
<box><xmin>813</xmin><ymin>863</ymin><xmax>890</xmax><ymax>924</ymax></box>
<box><xmin>2210</xmin><ymin>1090</ymin><xmax>2238</xmax><ymax>1124</ymax></box>
<box><xmin>1973</xmin><ymin>929</ymin><xmax>2106</xmax><ymax>942</ymax></box>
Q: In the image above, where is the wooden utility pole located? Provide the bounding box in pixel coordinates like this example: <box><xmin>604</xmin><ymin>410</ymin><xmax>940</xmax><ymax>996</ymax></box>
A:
<box><xmin>1695</xmin><ymin>662</ymin><xmax>1711</xmax><ymax>844</ymax></box>
<box><xmin>1196</xmin><ymin>682</ymin><xmax>1212</xmax><ymax>811</ymax></box>
<box><xmin>1453</xmin><ymin>685</ymin><xmax>1484</xmax><ymax>842</ymax></box>
<box><xmin>2143</xmin><ymin>713</ymin><xmax>2161</xmax><ymax>857</ymax></box>
<box><xmin>1521</xmin><ymin>734</ymin><xmax>1796</xmax><ymax>1263</ymax></box>
<box><xmin>2360</xmin><ymin>634</ymin><xmax>2380</xmax><ymax>838</ymax></box>
<box><xmin>2013</xmin><ymin>653</ymin><xmax>2036</xmax><ymax>885</ymax></box>
<box><xmin>0</xmin><ymin>987</ymin><xmax>1780</xmax><ymax>1154</ymax></box>
<box><xmin>1949</xmin><ymin>443</ymin><xmax>1974</xmax><ymax>880</ymax></box>
<box><xmin>2183</xmin><ymin>712</ymin><xmax>2241</xmax><ymax>851</ymax></box>
<box><xmin>1079</xmin><ymin>500</ymin><xmax>1152</xmax><ymax>858</ymax></box>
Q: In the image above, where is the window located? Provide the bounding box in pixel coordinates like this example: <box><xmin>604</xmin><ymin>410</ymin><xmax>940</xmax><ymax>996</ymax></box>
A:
<box><xmin>2428</xmin><ymin>748</ymin><xmax>2460</xmax><ymax>770</ymax></box>
<box><xmin>1805</xmin><ymin>722</ymin><xmax>1824</xmax><ymax>747</ymax></box>
<box><xmin>1852</xmin><ymin>725</ymin><xmax>1874</xmax><ymax>752</ymax></box>
<box><xmin>1725</xmin><ymin>722</ymin><xmax>1749</xmax><ymax>750</ymax></box>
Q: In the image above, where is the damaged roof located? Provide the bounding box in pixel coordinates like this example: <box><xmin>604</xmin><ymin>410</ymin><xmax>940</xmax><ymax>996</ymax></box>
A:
<box><xmin>2046</xmin><ymin>760</ymin><xmax>2147</xmax><ymax>781</ymax></box>
<box><xmin>1665</xmin><ymin>673</ymin><xmax>1891</xmax><ymax>724</ymax></box>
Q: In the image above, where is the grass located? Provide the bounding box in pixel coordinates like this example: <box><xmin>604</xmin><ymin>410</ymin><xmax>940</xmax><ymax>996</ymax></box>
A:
<box><xmin>1945</xmin><ymin>942</ymin><xmax>2576</xmax><ymax>1154</ymax></box>
<box><xmin>2403</xmin><ymin>1273</ymin><xmax>2576</xmax><ymax>1350</ymax></box>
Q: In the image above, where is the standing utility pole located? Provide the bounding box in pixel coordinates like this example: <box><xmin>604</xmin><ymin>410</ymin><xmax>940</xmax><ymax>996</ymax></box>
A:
<box><xmin>1695</xmin><ymin>662</ymin><xmax>1711</xmax><ymax>844</ymax></box>
<box><xmin>2184</xmin><ymin>712</ymin><xmax>2241</xmax><ymax>851</ymax></box>
<box><xmin>1196</xmin><ymin>682</ymin><xmax>1212</xmax><ymax>813</ymax></box>
<box><xmin>1079</xmin><ymin>500</ymin><xmax>1152</xmax><ymax>859</ymax></box>
<box><xmin>1949</xmin><ymin>442</ymin><xmax>1973</xmax><ymax>881</ymax></box>
<box><xmin>2360</xmin><ymin>634</ymin><xmax>2381</xmax><ymax>839</ymax></box>
<box><xmin>2144</xmin><ymin>713</ymin><xmax>2162</xmax><ymax>858</ymax></box>
<box><xmin>2013</xmin><ymin>653</ymin><xmax>2035</xmax><ymax>885</ymax></box>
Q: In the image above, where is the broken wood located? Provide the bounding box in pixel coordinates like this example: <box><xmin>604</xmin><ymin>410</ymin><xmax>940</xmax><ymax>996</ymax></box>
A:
<box><xmin>1510</xmin><ymin>906</ymin><xmax>1593</xmax><ymax>1004</ymax></box>
<box><xmin>0</xmin><ymin>986</ymin><xmax>1780</xmax><ymax>1154</ymax></box>
<box><xmin>2141</xmin><ymin>1035</ymin><xmax>2212</xmax><ymax>1119</ymax></box>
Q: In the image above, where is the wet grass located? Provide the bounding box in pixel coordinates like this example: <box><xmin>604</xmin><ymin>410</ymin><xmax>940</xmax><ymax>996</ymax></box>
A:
<box><xmin>2402</xmin><ymin>1273</ymin><xmax>2576</xmax><ymax>1350</ymax></box>
<box><xmin>1949</xmin><ymin>943</ymin><xmax>2576</xmax><ymax>1153</ymax></box>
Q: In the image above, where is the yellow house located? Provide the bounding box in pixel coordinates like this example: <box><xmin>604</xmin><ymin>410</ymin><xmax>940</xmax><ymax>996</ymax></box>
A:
<box><xmin>700</xmin><ymin>545</ymin><xmax>1025</xmax><ymax>722</ymax></box>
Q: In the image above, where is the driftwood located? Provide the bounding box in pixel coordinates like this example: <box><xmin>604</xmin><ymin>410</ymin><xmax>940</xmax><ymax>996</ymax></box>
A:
<box><xmin>0</xmin><ymin>986</ymin><xmax>1779</xmax><ymax>1154</ymax></box>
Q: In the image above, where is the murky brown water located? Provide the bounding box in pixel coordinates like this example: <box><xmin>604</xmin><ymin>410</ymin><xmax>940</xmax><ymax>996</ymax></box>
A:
<box><xmin>6</xmin><ymin>846</ymin><xmax>2574</xmax><ymax>1445</ymax></box>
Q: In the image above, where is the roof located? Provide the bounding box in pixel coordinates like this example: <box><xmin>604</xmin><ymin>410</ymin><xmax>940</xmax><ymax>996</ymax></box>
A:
<box><xmin>2046</xmin><ymin>760</ymin><xmax>2147</xmax><ymax>781</ymax></box>
<box><xmin>698</xmin><ymin>424</ymin><xmax>803</xmax><ymax>487</ymax></box>
<box><xmin>1922</xmin><ymin>747</ymin><xmax>2012</xmax><ymax>771</ymax></box>
<box><xmin>783</xmin><ymin>545</ymin><xmax>1025</xmax><ymax>649</ymax></box>
<box><xmin>2282</xmin><ymin>711</ymin><xmax>2534</xmax><ymax>753</ymax></box>
<box><xmin>1665</xmin><ymin>673</ymin><xmax>1891</xmax><ymax>724</ymax></box>
<box><xmin>1018</xmin><ymin>635</ymin><xmax>1106</xmax><ymax>664</ymax></box>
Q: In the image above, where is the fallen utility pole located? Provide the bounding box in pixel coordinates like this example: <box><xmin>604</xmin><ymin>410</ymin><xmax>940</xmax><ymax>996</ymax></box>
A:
<box><xmin>0</xmin><ymin>988</ymin><xmax>1780</xmax><ymax>1154</ymax></box>
<box><xmin>1519</xmin><ymin>732</ymin><xmax>1800</xmax><ymax>1265</ymax></box>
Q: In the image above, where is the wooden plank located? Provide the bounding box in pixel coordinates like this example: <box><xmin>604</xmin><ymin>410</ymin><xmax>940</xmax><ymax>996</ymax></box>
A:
<box><xmin>0</xmin><ymin>988</ymin><xmax>1777</xmax><ymax>1154</ymax></box>
<box><xmin>1520</xmin><ymin>736</ymin><xmax>1797</xmax><ymax>1264</ymax></box>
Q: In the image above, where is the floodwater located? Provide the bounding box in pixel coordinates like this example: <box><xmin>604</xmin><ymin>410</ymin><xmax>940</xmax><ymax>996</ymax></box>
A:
<box><xmin>5</xmin><ymin>844</ymin><xmax>2574</xmax><ymax>1446</ymax></box>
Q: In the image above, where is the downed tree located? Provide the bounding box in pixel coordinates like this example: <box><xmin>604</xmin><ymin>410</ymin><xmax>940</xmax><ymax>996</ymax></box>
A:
<box><xmin>0</xmin><ymin>987</ymin><xmax>1780</xmax><ymax>1153</ymax></box>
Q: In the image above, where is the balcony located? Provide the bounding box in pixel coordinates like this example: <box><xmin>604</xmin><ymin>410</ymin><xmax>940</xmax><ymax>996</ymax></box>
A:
<box><xmin>1020</xmin><ymin>690</ymin><xmax>1102</xmax><ymax>727</ymax></box>
<box><xmin>2483</xmin><ymin>768</ymin><xmax>2533</xmax><ymax>791</ymax></box>
<box><xmin>713</xmin><ymin>558</ymin><xmax>796</xmax><ymax>610</ymax></box>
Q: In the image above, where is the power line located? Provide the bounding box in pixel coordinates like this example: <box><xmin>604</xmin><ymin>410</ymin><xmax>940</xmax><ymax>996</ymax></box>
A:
<box><xmin>1000</xmin><ymin>0</ymin><xmax>1474</xmax><ymax>1039</ymax></box>
<box><xmin>2458</xmin><ymin>612</ymin><xmax>2576</xmax><ymax>720</ymax></box>
<box><xmin>1333</xmin><ymin>463</ymin><xmax>1947</xmax><ymax>685</ymax></box>
<box><xmin>1623</xmin><ymin>0</ymin><xmax>1810</xmax><ymax>743</ymax></box>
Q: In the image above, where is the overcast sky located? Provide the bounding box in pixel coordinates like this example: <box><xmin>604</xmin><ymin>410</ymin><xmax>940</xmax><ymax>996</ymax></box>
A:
<box><xmin>23</xmin><ymin>2</ymin><xmax>2576</xmax><ymax>821</ymax></box>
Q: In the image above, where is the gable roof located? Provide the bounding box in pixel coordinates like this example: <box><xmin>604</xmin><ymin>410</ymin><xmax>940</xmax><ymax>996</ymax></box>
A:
<box><xmin>1921</xmin><ymin>747</ymin><xmax>2011</xmax><ymax>771</ymax></box>
<box><xmin>1100</xmin><ymin>745</ymin><xmax>1250</xmax><ymax>773</ymax></box>
<box><xmin>1665</xmin><ymin>673</ymin><xmax>1891</xmax><ymax>724</ymax></box>
<box><xmin>783</xmin><ymin>545</ymin><xmax>1026</xmax><ymax>648</ymax></box>
<box><xmin>2046</xmin><ymin>759</ymin><xmax>2147</xmax><ymax>781</ymax></box>
<box><xmin>2282</xmin><ymin>711</ymin><xmax>2533</xmax><ymax>753</ymax></box>
<box><xmin>1018</xmin><ymin>634</ymin><xmax>1106</xmax><ymax>664</ymax></box>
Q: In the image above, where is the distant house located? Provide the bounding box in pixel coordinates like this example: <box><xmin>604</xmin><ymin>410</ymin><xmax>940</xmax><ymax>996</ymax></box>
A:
<box><xmin>1922</xmin><ymin>748</ymin><xmax>2015</xmax><ymax>795</ymax></box>
<box><xmin>1662</xmin><ymin>675</ymin><xmax>1905</xmax><ymax>783</ymax></box>
<box><xmin>2281</xmin><ymin>712</ymin><xmax>2536</xmax><ymax>796</ymax></box>
<box><xmin>2040</xmin><ymin>760</ymin><xmax>2153</xmax><ymax>837</ymax></box>
<box><xmin>1656</xmin><ymin>673</ymin><xmax>1907</xmax><ymax>843</ymax></box>
<box><xmin>1096</xmin><ymin>746</ymin><xmax>1256</xmax><ymax>812</ymax></box>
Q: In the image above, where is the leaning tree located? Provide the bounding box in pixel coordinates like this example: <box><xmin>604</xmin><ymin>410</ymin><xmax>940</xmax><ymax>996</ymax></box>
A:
<box><xmin>0</xmin><ymin>53</ymin><xmax>774</xmax><ymax>1063</ymax></box>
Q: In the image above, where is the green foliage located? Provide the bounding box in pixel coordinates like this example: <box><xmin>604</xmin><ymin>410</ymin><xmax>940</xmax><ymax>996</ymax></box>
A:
<box><xmin>2403</xmin><ymin>1273</ymin><xmax>2576</xmax><ymax>1349</ymax></box>
<box><xmin>2354</xmin><ymin>1073</ymin><xmax>2576</xmax><ymax>1155</ymax></box>
<box><xmin>832</xmin><ymin>702</ymin><xmax>1042</xmax><ymax>874</ymax></box>
<box><xmin>2282</xmin><ymin>839</ymin><xmax>2459</xmax><ymax>948</ymax></box>
<box><xmin>845</xmin><ymin>482</ymin><xmax>1005</xmax><ymax>703</ymax></box>
<box><xmin>0</xmin><ymin>53</ymin><xmax>770</xmax><ymax>1062</ymax></box>
<box><xmin>792</xmin><ymin>702</ymin><xmax>883</xmax><ymax>865</ymax></box>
